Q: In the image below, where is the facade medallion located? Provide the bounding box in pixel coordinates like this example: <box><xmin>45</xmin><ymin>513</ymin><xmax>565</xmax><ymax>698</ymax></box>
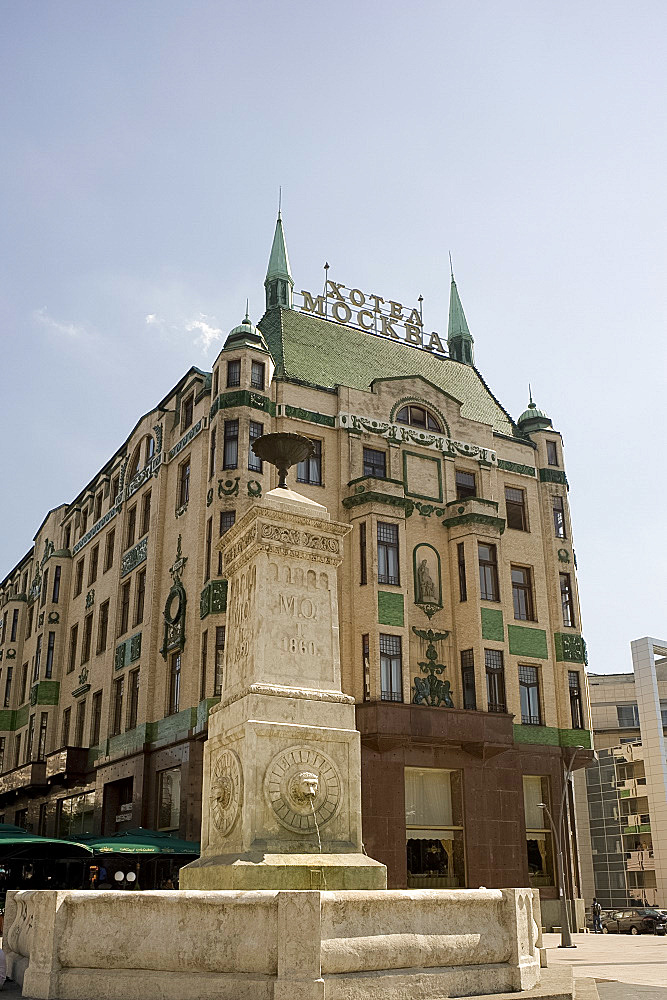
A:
<box><xmin>210</xmin><ymin>748</ymin><xmax>242</xmax><ymax>836</ymax></box>
<box><xmin>264</xmin><ymin>744</ymin><xmax>342</xmax><ymax>835</ymax></box>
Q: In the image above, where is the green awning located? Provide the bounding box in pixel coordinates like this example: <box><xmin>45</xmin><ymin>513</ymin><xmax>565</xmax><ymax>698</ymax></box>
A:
<box><xmin>82</xmin><ymin>828</ymin><xmax>199</xmax><ymax>855</ymax></box>
<box><xmin>0</xmin><ymin>823</ymin><xmax>93</xmax><ymax>860</ymax></box>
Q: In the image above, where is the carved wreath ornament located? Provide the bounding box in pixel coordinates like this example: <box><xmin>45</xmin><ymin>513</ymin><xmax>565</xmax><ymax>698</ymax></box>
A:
<box><xmin>210</xmin><ymin>748</ymin><xmax>243</xmax><ymax>836</ymax></box>
<box><xmin>264</xmin><ymin>745</ymin><xmax>342</xmax><ymax>835</ymax></box>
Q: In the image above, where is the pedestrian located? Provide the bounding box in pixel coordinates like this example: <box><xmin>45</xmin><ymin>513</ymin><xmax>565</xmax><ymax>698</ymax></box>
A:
<box><xmin>592</xmin><ymin>897</ymin><xmax>602</xmax><ymax>933</ymax></box>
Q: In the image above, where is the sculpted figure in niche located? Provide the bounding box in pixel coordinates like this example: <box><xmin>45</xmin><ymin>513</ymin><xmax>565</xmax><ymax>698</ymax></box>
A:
<box><xmin>416</xmin><ymin>558</ymin><xmax>437</xmax><ymax>603</ymax></box>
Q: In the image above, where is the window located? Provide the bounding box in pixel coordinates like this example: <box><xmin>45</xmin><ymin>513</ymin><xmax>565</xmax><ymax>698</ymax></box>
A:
<box><xmin>181</xmin><ymin>393</ymin><xmax>194</xmax><ymax>431</ymax></box>
<box><xmin>519</xmin><ymin>665</ymin><xmax>541</xmax><ymax>725</ymax></box>
<box><xmin>248</xmin><ymin>420</ymin><xmax>263</xmax><ymax>472</ymax></box>
<box><xmin>37</xmin><ymin>713</ymin><xmax>48</xmax><ymax>761</ymax></box>
<box><xmin>546</xmin><ymin>440</ymin><xmax>559</xmax><ymax>467</ymax></box>
<box><xmin>41</xmin><ymin>568</ymin><xmax>49</xmax><ymax>607</ymax></box>
<box><xmin>14</xmin><ymin>806</ymin><xmax>27</xmax><ymax>828</ymax></box>
<box><xmin>405</xmin><ymin>767</ymin><xmax>465</xmax><ymax>888</ymax></box>
<box><xmin>205</xmin><ymin>518</ymin><xmax>212</xmax><ymax>583</ymax></box>
<box><xmin>396</xmin><ymin>405</ymin><xmax>441</xmax><ymax>431</ymax></box>
<box><xmin>57</xmin><ymin>791</ymin><xmax>94</xmax><ymax>837</ymax></box>
<box><xmin>478</xmin><ymin>543</ymin><xmax>499</xmax><ymax>601</ymax></box>
<box><xmin>377</xmin><ymin>522</ymin><xmax>400</xmax><ymax>585</ymax></box>
<box><xmin>552</xmin><ymin>495</ymin><xmax>566</xmax><ymax>538</ymax></box>
<box><xmin>178</xmin><ymin>459</ymin><xmax>190</xmax><ymax>508</ymax></box>
<box><xmin>81</xmin><ymin>613</ymin><xmax>93</xmax><ymax>664</ymax></box>
<box><xmin>209</xmin><ymin>427</ymin><xmax>216</xmax><ymax>480</ymax></box>
<box><xmin>52</xmin><ymin>565</ymin><xmax>61</xmax><ymax>603</ymax></box>
<box><xmin>125</xmin><ymin>506</ymin><xmax>137</xmax><ymax>549</ymax></box>
<box><xmin>20</xmin><ymin>663</ymin><xmax>28</xmax><ymax>704</ymax></box>
<box><xmin>200</xmin><ymin>630</ymin><xmax>208</xmax><ymax>700</ymax></box>
<box><xmin>457</xmin><ymin>542</ymin><xmax>467</xmax><ymax>602</ymax></box>
<box><xmin>157</xmin><ymin>767</ymin><xmax>181</xmax><ymax>831</ymax></box>
<box><xmin>26</xmin><ymin>604</ymin><xmax>34</xmax><ymax>639</ymax></box>
<box><xmin>14</xmin><ymin>733</ymin><xmax>21</xmax><ymax>769</ymax></box>
<box><xmin>26</xmin><ymin>715</ymin><xmax>35</xmax><ymax>762</ymax></box>
<box><xmin>134</xmin><ymin>570</ymin><xmax>146</xmax><ymax>626</ymax></box>
<box><xmin>359</xmin><ymin>522</ymin><xmax>367</xmax><ymax>585</ymax></box>
<box><xmin>251</xmin><ymin>360</ymin><xmax>265</xmax><ymax>390</ymax></box>
<box><xmin>560</xmin><ymin>573</ymin><xmax>575</xmax><ymax>627</ymax></box>
<box><xmin>0</xmin><ymin>737</ymin><xmax>4</xmax><ymax>772</ymax></box>
<box><xmin>141</xmin><ymin>491</ymin><xmax>151</xmax><ymax>536</ymax></box>
<box><xmin>362</xmin><ymin>634</ymin><xmax>371</xmax><ymax>701</ymax></box>
<box><xmin>97</xmin><ymin>600</ymin><xmax>109</xmax><ymax>653</ymax></box>
<box><xmin>119</xmin><ymin>581</ymin><xmax>131</xmax><ymax>636</ymax></box>
<box><xmin>212</xmin><ymin>368</ymin><xmax>219</xmax><ymax>397</ymax></box>
<box><xmin>74</xmin><ymin>559</ymin><xmax>83</xmax><ymax>597</ymax></box>
<box><xmin>523</xmin><ymin>775</ymin><xmax>554</xmax><ymax>887</ymax></box>
<box><xmin>218</xmin><ymin>510</ymin><xmax>236</xmax><ymax>575</ymax></box>
<box><xmin>461</xmin><ymin>650</ymin><xmax>476</xmax><ymax>710</ymax></box>
<box><xmin>363</xmin><ymin>448</ymin><xmax>386</xmax><ymax>478</ymax></box>
<box><xmin>455</xmin><ymin>470</ymin><xmax>476</xmax><ymax>500</ymax></box>
<box><xmin>223</xmin><ymin>420</ymin><xmax>239</xmax><ymax>470</ymax></box>
<box><xmin>74</xmin><ymin>699</ymin><xmax>86</xmax><ymax>747</ymax></box>
<box><xmin>380</xmin><ymin>634</ymin><xmax>402</xmax><ymax>702</ymax></box>
<box><xmin>45</xmin><ymin>631</ymin><xmax>55</xmax><ymax>678</ymax></box>
<box><xmin>104</xmin><ymin>529</ymin><xmax>115</xmax><ymax>571</ymax></box>
<box><xmin>10</xmin><ymin>608</ymin><xmax>18</xmax><ymax>642</ymax></box>
<box><xmin>128</xmin><ymin>670</ymin><xmax>140</xmax><ymax>730</ymax></box>
<box><xmin>112</xmin><ymin>677</ymin><xmax>124</xmax><ymax>736</ymax></box>
<box><xmin>95</xmin><ymin>491</ymin><xmax>103</xmax><ymax>521</ymax></box>
<box><xmin>215</xmin><ymin>626</ymin><xmax>225</xmax><ymax>696</ymax></box>
<box><xmin>511</xmin><ymin>566</ymin><xmax>535</xmax><ymax>621</ymax></box>
<box><xmin>168</xmin><ymin>653</ymin><xmax>181</xmax><ymax>715</ymax></box>
<box><xmin>88</xmin><ymin>544</ymin><xmax>99</xmax><ymax>586</ymax></box>
<box><xmin>569</xmin><ymin>671</ymin><xmax>584</xmax><ymax>730</ymax></box>
<box><xmin>617</xmin><ymin>704</ymin><xmax>640</xmax><ymax>728</ymax></box>
<box><xmin>505</xmin><ymin>487</ymin><xmax>528</xmax><ymax>531</ymax></box>
<box><xmin>64</xmin><ymin>524</ymin><xmax>71</xmax><ymax>550</ymax></box>
<box><xmin>297</xmin><ymin>439</ymin><xmax>322</xmax><ymax>485</ymax></box>
<box><xmin>90</xmin><ymin>690</ymin><xmax>103</xmax><ymax>746</ymax></box>
<box><xmin>34</xmin><ymin>634</ymin><xmax>42</xmax><ymax>680</ymax></box>
<box><xmin>38</xmin><ymin>802</ymin><xmax>47</xmax><ymax>835</ymax></box>
<box><xmin>111</xmin><ymin>473</ymin><xmax>120</xmax><ymax>503</ymax></box>
<box><xmin>68</xmin><ymin>624</ymin><xmax>78</xmax><ymax>673</ymax></box>
<box><xmin>226</xmin><ymin>359</ymin><xmax>241</xmax><ymax>387</ymax></box>
<box><xmin>62</xmin><ymin>706</ymin><xmax>71</xmax><ymax>747</ymax></box>
<box><xmin>485</xmin><ymin>649</ymin><xmax>506</xmax><ymax>713</ymax></box>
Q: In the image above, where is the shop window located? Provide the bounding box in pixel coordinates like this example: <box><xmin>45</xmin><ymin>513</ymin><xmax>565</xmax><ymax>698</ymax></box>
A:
<box><xmin>455</xmin><ymin>470</ymin><xmax>476</xmax><ymax>500</ymax></box>
<box><xmin>460</xmin><ymin>650</ymin><xmax>476</xmax><ymax>710</ymax></box>
<box><xmin>519</xmin><ymin>665</ymin><xmax>541</xmax><ymax>725</ymax></box>
<box><xmin>478</xmin><ymin>543</ymin><xmax>499</xmax><ymax>601</ymax></box>
<box><xmin>377</xmin><ymin>521</ymin><xmax>400</xmax><ymax>585</ymax></box>
<box><xmin>380</xmin><ymin>633</ymin><xmax>402</xmax><ymax>702</ymax></box>
<box><xmin>396</xmin><ymin>405</ymin><xmax>441</xmax><ymax>432</ymax></box>
<box><xmin>363</xmin><ymin>448</ymin><xmax>386</xmax><ymax>478</ymax></box>
<box><xmin>523</xmin><ymin>775</ymin><xmax>554</xmax><ymax>887</ymax></box>
<box><xmin>296</xmin><ymin>439</ymin><xmax>322</xmax><ymax>485</ymax></box>
<box><xmin>511</xmin><ymin>566</ymin><xmax>535</xmax><ymax>621</ymax></box>
<box><xmin>223</xmin><ymin>420</ymin><xmax>239</xmax><ymax>470</ymax></box>
<box><xmin>249</xmin><ymin>421</ymin><xmax>263</xmax><ymax>472</ymax></box>
<box><xmin>57</xmin><ymin>790</ymin><xmax>95</xmax><ymax>838</ymax></box>
<box><xmin>405</xmin><ymin>767</ymin><xmax>465</xmax><ymax>888</ymax></box>
<box><xmin>485</xmin><ymin>649</ymin><xmax>506</xmax><ymax>713</ymax></box>
<box><xmin>505</xmin><ymin>487</ymin><xmax>528</xmax><ymax>531</ymax></box>
<box><xmin>157</xmin><ymin>767</ymin><xmax>181</xmax><ymax>832</ymax></box>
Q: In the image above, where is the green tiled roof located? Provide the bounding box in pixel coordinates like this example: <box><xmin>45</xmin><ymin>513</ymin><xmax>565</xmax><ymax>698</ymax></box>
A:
<box><xmin>259</xmin><ymin>307</ymin><xmax>516</xmax><ymax>436</ymax></box>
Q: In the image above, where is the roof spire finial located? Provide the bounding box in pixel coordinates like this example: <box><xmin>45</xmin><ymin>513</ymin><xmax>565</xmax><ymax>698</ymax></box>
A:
<box><xmin>449</xmin><ymin>251</ymin><xmax>454</xmax><ymax>280</ymax></box>
<box><xmin>265</xmin><ymin>205</ymin><xmax>293</xmax><ymax>310</ymax></box>
<box><xmin>529</xmin><ymin>383</ymin><xmax>533</xmax><ymax>405</ymax></box>
<box><xmin>245</xmin><ymin>298</ymin><xmax>250</xmax><ymax>323</ymax></box>
<box><xmin>278</xmin><ymin>185</ymin><xmax>282</xmax><ymax>220</ymax></box>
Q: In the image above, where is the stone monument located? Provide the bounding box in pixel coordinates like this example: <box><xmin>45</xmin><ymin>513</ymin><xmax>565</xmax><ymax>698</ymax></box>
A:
<box><xmin>180</xmin><ymin>433</ymin><xmax>387</xmax><ymax>889</ymax></box>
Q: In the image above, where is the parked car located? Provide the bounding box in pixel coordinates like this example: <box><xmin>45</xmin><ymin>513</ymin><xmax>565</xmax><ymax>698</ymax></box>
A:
<box><xmin>602</xmin><ymin>908</ymin><xmax>667</xmax><ymax>935</ymax></box>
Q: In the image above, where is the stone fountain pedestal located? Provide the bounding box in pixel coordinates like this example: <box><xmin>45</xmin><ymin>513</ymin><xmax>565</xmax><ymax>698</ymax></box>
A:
<box><xmin>180</xmin><ymin>486</ymin><xmax>385</xmax><ymax>890</ymax></box>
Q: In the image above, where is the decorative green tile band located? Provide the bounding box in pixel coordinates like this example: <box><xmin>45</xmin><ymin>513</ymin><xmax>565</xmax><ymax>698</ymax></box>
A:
<box><xmin>378</xmin><ymin>591</ymin><xmax>404</xmax><ymax>627</ymax></box>
<box><xmin>31</xmin><ymin>681</ymin><xmax>60</xmax><ymax>706</ymax></box>
<box><xmin>507</xmin><ymin>625</ymin><xmax>548</xmax><ymax>659</ymax></box>
<box><xmin>442</xmin><ymin>512</ymin><xmax>505</xmax><ymax>534</ymax></box>
<box><xmin>539</xmin><ymin>468</ymin><xmax>568</xmax><ymax>486</ymax></box>
<box><xmin>481</xmin><ymin>608</ymin><xmax>504</xmax><ymax>641</ymax></box>
<box><xmin>497</xmin><ymin>460</ymin><xmax>536</xmax><ymax>477</ymax></box>
<box><xmin>283</xmin><ymin>404</ymin><xmax>335</xmax><ymax>427</ymax></box>
<box><xmin>210</xmin><ymin>390</ymin><xmax>274</xmax><ymax>419</ymax></box>
<box><xmin>513</xmin><ymin>724</ymin><xmax>592</xmax><ymax>749</ymax></box>
<box><xmin>342</xmin><ymin>491</ymin><xmax>413</xmax><ymax>515</ymax></box>
<box><xmin>554</xmin><ymin>632</ymin><xmax>587</xmax><ymax>664</ymax></box>
<box><xmin>200</xmin><ymin>579</ymin><xmax>228</xmax><ymax>619</ymax></box>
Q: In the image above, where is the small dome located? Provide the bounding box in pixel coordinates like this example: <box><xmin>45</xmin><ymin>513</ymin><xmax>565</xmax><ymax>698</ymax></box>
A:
<box><xmin>223</xmin><ymin>311</ymin><xmax>269</xmax><ymax>352</ymax></box>
<box><xmin>517</xmin><ymin>400</ymin><xmax>552</xmax><ymax>431</ymax></box>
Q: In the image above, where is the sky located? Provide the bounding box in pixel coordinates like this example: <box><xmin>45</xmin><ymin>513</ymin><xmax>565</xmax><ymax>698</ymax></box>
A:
<box><xmin>1</xmin><ymin>1</ymin><xmax>666</xmax><ymax>674</ymax></box>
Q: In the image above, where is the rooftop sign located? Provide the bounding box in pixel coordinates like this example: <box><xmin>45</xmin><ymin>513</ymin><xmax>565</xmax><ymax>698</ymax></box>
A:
<box><xmin>295</xmin><ymin>279</ymin><xmax>447</xmax><ymax>357</ymax></box>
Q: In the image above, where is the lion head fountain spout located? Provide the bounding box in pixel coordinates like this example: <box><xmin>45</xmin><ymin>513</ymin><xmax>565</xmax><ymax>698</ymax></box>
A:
<box><xmin>251</xmin><ymin>432</ymin><xmax>314</xmax><ymax>490</ymax></box>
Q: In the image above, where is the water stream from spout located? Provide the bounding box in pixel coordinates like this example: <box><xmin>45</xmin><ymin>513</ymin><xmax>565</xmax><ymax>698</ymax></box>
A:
<box><xmin>309</xmin><ymin>797</ymin><xmax>327</xmax><ymax>889</ymax></box>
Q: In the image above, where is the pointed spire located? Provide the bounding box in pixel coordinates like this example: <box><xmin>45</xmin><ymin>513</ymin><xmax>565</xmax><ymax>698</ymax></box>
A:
<box><xmin>265</xmin><ymin>209</ymin><xmax>293</xmax><ymax>311</ymax></box>
<box><xmin>447</xmin><ymin>268</ymin><xmax>474</xmax><ymax>365</ymax></box>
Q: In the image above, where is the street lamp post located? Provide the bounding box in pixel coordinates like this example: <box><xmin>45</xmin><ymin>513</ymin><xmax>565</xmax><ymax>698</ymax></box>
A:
<box><xmin>539</xmin><ymin>745</ymin><xmax>585</xmax><ymax>949</ymax></box>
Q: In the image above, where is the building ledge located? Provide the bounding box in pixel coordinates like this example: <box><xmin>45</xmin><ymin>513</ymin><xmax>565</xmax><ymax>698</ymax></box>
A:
<box><xmin>356</xmin><ymin>701</ymin><xmax>515</xmax><ymax>753</ymax></box>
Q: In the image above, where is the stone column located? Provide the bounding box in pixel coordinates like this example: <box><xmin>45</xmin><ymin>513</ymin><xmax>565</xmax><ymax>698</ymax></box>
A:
<box><xmin>180</xmin><ymin>487</ymin><xmax>386</xmax><ymax>889</ymax></box>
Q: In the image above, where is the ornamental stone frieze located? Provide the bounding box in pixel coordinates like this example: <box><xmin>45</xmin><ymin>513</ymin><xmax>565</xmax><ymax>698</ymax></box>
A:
<box><xmin>121</xmin><ymin>538</ymin><xmax>148</xmax><ymax>578</ymax></box>
<box><xmin>337</xmin><ymin>411</ymin><xmax>497</xmax><ymax>465</ymax></box>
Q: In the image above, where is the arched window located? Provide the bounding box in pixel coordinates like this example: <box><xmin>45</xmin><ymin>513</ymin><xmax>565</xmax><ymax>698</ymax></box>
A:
<box><xmin>129</xmin><ymin>444</ymin><xmax>142</xmax><ymax>479</ymax></box>
<box><xmin>395</xmin><ymin>405</ymin><xmax>442</xmax><ymax>432</ymax></box>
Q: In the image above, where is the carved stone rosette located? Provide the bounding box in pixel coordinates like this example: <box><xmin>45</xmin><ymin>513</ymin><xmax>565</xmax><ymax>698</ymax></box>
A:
<box><xmin>264</xmin><ymin>745</ymin><xmax>342</xmax><ymax>835</ymax></box>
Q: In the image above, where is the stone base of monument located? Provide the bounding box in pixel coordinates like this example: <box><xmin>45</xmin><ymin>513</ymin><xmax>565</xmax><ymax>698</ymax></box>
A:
<box><xmin>4</xmin><ymin>886</ymin><xmax>541</xmax><ymax>1000</ymax></box>
<box><xmin>180</xmin><ymin>851</ymin><xmax>386</xmax><ymax>890</ymax></box>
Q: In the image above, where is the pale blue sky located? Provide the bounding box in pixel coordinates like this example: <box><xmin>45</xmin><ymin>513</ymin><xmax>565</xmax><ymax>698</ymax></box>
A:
<box><xmin>1</xmin><ymin>1</ymin><xmax>665</xmax><ymax>673</ymax></box>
